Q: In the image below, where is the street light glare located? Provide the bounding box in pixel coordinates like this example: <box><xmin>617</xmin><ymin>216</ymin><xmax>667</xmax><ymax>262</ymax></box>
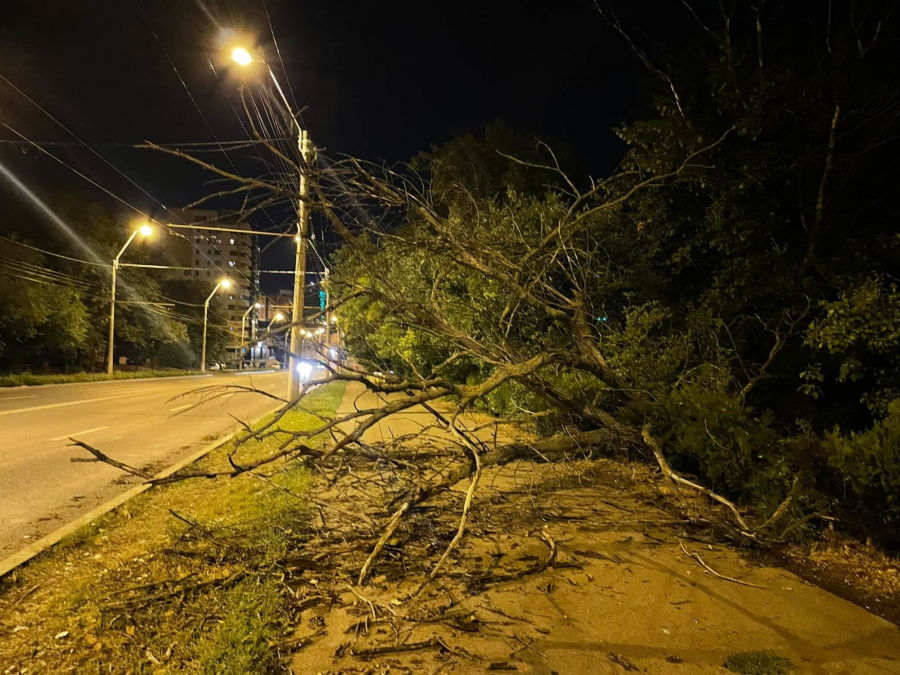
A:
<box><xmin>138</xmin><ymin>224</ymin><xmax>153</xmax><ymax>237</ymax></box>
<box><xmin>231</xmin><ymin>47</ymin><xmax>253</xmax><ymax>66</ymax></box>
<box><xmin>220</xmin><ymin>279</ymin><xmax>232</xmax><ymax>289</ymax></box>
<box><xmin>274</xmin><ymin>312</ymin><xmax>285</xmax><ymax>321</ymax></box>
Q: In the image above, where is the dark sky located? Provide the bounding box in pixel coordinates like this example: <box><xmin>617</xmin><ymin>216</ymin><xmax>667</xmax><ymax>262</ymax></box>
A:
<box><xmin>0</xmin><ymin>0</ymin><xmax>685</xmax><ymax>280</ymax></box>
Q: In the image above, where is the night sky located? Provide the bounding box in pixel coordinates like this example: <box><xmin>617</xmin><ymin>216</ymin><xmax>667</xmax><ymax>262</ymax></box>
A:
<box><xmin>0</xmin><ymin>0</ymin><xmax>687</xmax><ymax>283</ymax></box>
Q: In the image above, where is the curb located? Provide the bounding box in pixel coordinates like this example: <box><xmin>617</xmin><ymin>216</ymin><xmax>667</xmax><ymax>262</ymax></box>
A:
<box><xmin>0</xmin><ymin>404</ymin><xmax>281</xmax><ymax>579</ymax></box>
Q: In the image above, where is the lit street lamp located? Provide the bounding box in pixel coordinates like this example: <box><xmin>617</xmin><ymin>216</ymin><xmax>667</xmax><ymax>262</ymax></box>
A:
<box><xmin>231</xmin><ymin>47</ymin><xmax>253</xmax><ymax>66</ymax></box>
<box><xmin>232</xmin><ymin>44</ymin><xmax>311</xmax><ymax>400</ymax></box>
<box><xmin>107</xmin><ymin>224</ymin><xmax>153</xmax><ymax>374</ymax></box>
<box><xmin>201</xmin><ymin>278</ymin><xmax>231</xmax><ymax>373</ymax></box>
<box><xmin>240</xmin><ymin>302</ymin><xmax>262</xmax><ymax>368</ymax></box>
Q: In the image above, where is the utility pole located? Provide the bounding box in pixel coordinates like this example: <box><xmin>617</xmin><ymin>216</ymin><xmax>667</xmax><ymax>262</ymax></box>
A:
<box><xmin>229</xmin><ymin>46</ymin><xmax>312</xmax><ymax>399</ymax></box>
<box><xmin>323</xmin><ymin>267</ymin><xmax>331</xmax><ymax>354</ymax></box>
<box><xmin>106</xmin><ymin>255</ymin><xmax>120</xmax><ymax>375</ymax></box>
<box><xmin>286</xmin><ymin>128</ymin><xmax>311</xmax><ymax>400</ymax></box>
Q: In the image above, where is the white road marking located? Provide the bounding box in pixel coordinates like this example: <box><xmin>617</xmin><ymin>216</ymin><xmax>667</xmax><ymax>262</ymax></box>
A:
<box><xmin>169</xmin><ymin>404</ymin><xmax>194</xmax><ymax>413</ymax></box>
<box><xmin>50</xmin><ymin>426</ymin><xmax>108</xmax><ymax>442</ymax></box>
<box><xmin>0</xmin><ymin>396</ymin><xmax>35</xmax><ymax>402</ymax></box>
<box><xmin>0</xmin><ymin>388</ymin><xmax>158</xmax><ymax>417</ymax></box>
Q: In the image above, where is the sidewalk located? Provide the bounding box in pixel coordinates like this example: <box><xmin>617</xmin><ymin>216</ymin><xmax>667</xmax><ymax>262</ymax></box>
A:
<box><xmin>293</xmin><ymin>381</ymin><xmax>900</xmax><ymax>674</ymax></box>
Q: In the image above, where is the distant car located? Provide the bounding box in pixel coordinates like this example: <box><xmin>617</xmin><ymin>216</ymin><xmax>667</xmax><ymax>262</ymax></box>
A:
<box><xmin>206</xmin><ymin>362</ymin><xmax>221</xmax><ymax>371</ymax></box>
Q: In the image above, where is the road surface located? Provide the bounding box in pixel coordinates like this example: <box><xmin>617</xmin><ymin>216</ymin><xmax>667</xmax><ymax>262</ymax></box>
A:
<box><xmin>0</xmin><ymin>371</ymin><xmax>287</xmax><ymax>558</ymax></box>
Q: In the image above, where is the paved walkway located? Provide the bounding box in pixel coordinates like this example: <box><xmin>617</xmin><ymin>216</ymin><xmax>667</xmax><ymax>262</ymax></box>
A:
<box><xmin>311</xmin><ymin>381</ymin><xmax>900</xmax><ymax>674</ymax></box>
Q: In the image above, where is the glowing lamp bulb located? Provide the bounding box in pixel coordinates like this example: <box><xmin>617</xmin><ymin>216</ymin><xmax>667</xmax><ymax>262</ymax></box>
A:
<box><xmin>220</xmin><ymin>279</ymin><xmax>231</xmax><ymax>289</ymax></box>
<box><xmin>138</xmin><ymin>224</ymin><xmax>153</xmax><ymax>237</ymax></box>
<box><xmin>232</xmin><ymin>47</ymin><xmax>253</xmax><ymax>66</ymax></box>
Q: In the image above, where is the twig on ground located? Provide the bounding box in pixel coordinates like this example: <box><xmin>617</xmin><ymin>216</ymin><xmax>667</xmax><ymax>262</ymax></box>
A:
<box><xmin>679</xmin><ymin>542</ymin><xmax>764</xmax><ymax>589</ymax></box>
<box><xmin>345</xmin><ymin>584</ymin><xmax>377</xmax><ymax>621</ymax></box>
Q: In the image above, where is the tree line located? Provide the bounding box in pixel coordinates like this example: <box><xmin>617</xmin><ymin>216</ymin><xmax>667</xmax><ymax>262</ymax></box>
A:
<box><xmin>0</xmin><ymin>194</ymin><xmax>229</xmax><ymax>373</ymax></box>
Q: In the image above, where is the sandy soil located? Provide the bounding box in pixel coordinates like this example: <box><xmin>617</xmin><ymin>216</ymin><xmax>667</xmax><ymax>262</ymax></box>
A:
<box><xmin>284</xmin><ymin>460</ymin><xmax>900</xmax><ymax>674</ymax></box>
<box><xmin>283</xmin><ymin>384</ymin><xmax>900</xmax><ymax>674</ymax></box>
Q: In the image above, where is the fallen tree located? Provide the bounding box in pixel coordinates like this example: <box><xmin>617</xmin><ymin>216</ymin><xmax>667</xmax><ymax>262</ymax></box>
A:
<box><xmin>72</xmin><ymin>2</ymin><xmax>900</xmax><ymax>607</ymax></box>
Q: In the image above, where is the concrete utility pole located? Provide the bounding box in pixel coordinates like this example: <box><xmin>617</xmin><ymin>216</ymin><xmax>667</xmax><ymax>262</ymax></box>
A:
<box><xmin>107</xmin><ymin>225</ymin><xmax>152</xmax><ymax>374</ymax></box>
<box><xmin>323</xmin><ymin>267</ymin><xmax>331</xmax><ymax>353</ymax></box>
<box><xmin>286</xmin><ymin>128</ymin><xmax>311</xmax><ymax>400</ymax></box>
<box><xmin>230</xmin><ymin>46</ymin><xmax>313</xmax><ymax>399</ymax></box>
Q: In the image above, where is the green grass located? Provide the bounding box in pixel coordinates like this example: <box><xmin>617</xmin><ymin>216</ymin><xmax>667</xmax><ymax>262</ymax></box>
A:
<box><xmin>724</xmin><ymin>651</ymin><xmax>793</xmax><ymax>675</ymax></box>
<box><xmin>193</xmin><ymin>577</ymin><xmax>285</xmax><ymax>675</ymax></box>
<box><xmin>0</xmin><ymin>369</ymin><xmax>205</xmax><ymax>388</ymax></box>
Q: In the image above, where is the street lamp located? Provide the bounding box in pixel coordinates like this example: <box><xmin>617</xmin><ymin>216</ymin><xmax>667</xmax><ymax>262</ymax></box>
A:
<box><xmin>201</xmin><ymin>278</ymin><xmax>231</xmax><ymax>373</ymax></box>
<box><xmin>106</xmin><ymin>223</ymin><xmax>153</xmax><ymax>374</ymax></box>
<box><xmin>232</xmin><ymin>45</ymin><xmax>311</xmax><ymax>400</ymax></box>
<box><xmin>240</xmin><ymin>302</ymin><xmax>262</xmax><ymax>368</ymax></box>
<box><xmin>231</xmin><ymin>47</ymin><xmax>253</xmax><ymax>66</ymax></box>
<box><xmin>270</xmin><ymin>312</ymin><xmax>289</xmax><ymax>369</ymax></box>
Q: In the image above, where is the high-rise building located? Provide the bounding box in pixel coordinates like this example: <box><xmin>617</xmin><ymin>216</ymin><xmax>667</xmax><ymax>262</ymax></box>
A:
<box><xmin>166</xmin><ymin>209</ymin><xmax>260</xmax><ymax>364</ymax></box>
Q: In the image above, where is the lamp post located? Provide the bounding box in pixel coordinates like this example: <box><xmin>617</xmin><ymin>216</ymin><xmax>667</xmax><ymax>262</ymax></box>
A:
<box><xmin>232</xmin><ymin>46</ymin><xmax>311</xmax><ymax>400</ymax></box>
<box><xmin>202</xmin><ymin>278</ymin><xmax>231</xmax><ymax>373</ymax></box>
<box><xmin>240</xmin><ymin>302</ymin><xmax>262</xmax><ymax>368</ymax></box>
<box><xmin>269</xmin><ymin>312</ymin><xmax>285</xmax><ymax>369</ymax></box>
<box><xmin>107</xmin><ymin>224</ymin><xmax>153</xmax><ymax>374</ymax></box>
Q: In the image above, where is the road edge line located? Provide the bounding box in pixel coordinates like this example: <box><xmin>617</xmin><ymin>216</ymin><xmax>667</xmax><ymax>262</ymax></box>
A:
<box><xmin>0</xmin><ymin>404</ymin><xmax>281</xmax><ymax>580</ymax></box>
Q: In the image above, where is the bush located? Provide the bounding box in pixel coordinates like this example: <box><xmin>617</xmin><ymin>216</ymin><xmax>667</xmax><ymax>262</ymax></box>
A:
<box><xmin>820</xmin><ymin>400</ymin><xmax>900</xmax><ymax>533</ymax></box>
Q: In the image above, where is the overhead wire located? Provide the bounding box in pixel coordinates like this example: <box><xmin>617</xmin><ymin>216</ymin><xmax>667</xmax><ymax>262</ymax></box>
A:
<box><xmin>261</xmin><ymin>0</ymin><xmax>300</xmax><ymax>114</ymax></box>
<box><xmin>0</xmin><ymin>235</ymin><xmax>109</xmax><ymax>267</ymax></box>
<box><xmin>0</xmin><ymin>8</ymin><xmax>306</xmax><ymax>335</ymax></box>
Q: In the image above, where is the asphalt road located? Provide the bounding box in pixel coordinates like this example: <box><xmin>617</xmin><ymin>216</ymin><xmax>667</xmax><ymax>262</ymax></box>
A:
<box><xmin>0</xmin><ymin>371</ymin><xmax>287</xmax><ymax>558</ymax></box>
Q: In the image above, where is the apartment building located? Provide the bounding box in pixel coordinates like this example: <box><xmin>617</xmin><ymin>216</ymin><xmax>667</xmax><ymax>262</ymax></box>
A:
<box><xmin>166</xmin><ymin>209</ymin><xmax>260</xmax><ymax>363</ymax></box>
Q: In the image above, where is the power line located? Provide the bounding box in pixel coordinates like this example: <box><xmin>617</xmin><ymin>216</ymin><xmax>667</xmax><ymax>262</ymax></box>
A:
<box><xmin>0</xmin><ymin>235</ymin><xmax>109</xmax><ymax>267</ymax></box>
<box><xmin>0</xmin><ymin>71</ymin><xmax>177</xmax><ymax>216</ymax></box>
<box><xmin>0</xmin><ymin>72</ymin><xmax>254</xmax><ymax>290</ymax></box>
<box><xmin>261</xmin><ymin>0</ymin><xmax>300</xmax><ymax>115</ymax></box>
<box><xmin>1</xmin><ymin>122</ymin><xmax>163</xmax><ymax>226</ymax></box>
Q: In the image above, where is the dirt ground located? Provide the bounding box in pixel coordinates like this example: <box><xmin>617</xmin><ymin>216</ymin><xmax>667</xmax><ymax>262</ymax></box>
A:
<box><xmin>283</xmin><ymin>383</ymin><xmax>900</xmax><ymax>674</ymax></box>
<box><xmin>284</xmin><ymin>461</ymin><xmax>900</xmax><ymax>674</ymax></box>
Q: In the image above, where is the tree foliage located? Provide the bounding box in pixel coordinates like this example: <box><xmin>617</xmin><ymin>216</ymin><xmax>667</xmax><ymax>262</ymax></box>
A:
<box><xmin>140</xmin><ymin>1</ymin><xmax>900</xmax><ymax>546</ymax></box>
<box><xmin>328</xmin><ymin>1</ymin><xmax>900</xmax><ymax>542</ymax></box>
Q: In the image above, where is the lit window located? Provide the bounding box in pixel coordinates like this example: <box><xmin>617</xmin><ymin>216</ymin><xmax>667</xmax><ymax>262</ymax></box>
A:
<box><xmin>228</xmin><ymin>261</ymin><xmax>235</xmax><ymax>267</ymax></box>
<box><xmin>229</xmin><ymin>238</ymin><xmax>235</xmax><ymax>245</ymax></box>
